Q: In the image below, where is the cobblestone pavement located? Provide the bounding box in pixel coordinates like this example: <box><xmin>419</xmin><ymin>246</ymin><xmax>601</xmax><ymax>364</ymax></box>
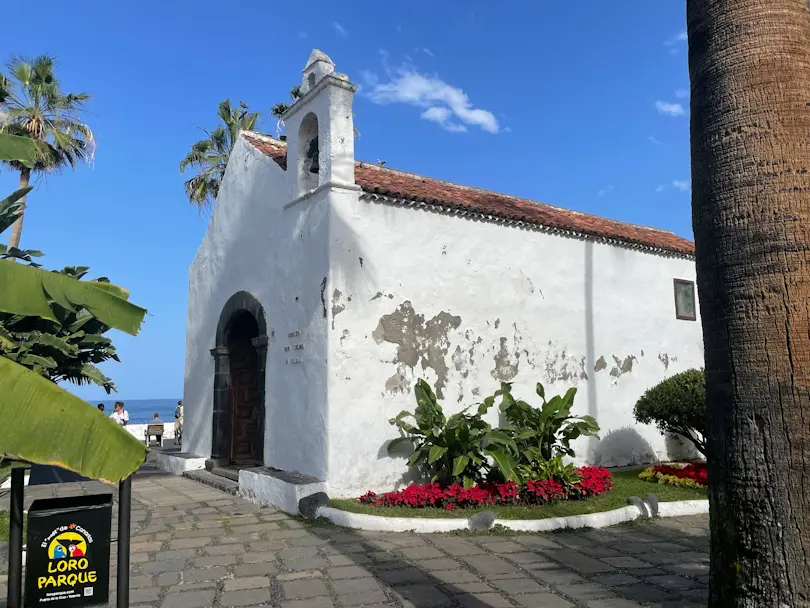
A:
<box><xmin>2</xmin><ymin>461</ymin><xmax>709</xmax><ymax>608</ymax></box>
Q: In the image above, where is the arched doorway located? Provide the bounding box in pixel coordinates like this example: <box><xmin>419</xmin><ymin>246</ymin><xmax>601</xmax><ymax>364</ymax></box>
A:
<box><xmin>210</xmin><ymin>292</ymin><xmax>268</xmax><ymax>465</ymax></box>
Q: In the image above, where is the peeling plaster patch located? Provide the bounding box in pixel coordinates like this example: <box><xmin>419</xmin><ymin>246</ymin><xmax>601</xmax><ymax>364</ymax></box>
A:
<box><xmin>594</xmin><ymin>356</ymin><xmax>607</xmax><ymax>372</ymax></box>
<box><xmin>544</xmin><ymin>347</ymin><xmax>589</xmax><ymax>384</ymax></box>
<box><xmin>610</xmin><ymin>355</ymin><xmax>637</xmax><ymax>378</ymax></box>
<box><xmin>332</xmin><ymin>289</ymin><xmax>346</xmax><ymax>329</ymax></box>
<box><xmin>471</xmin><ymin>387</ymin><xmax>480</xmax><ymax>396</ymax></box>
<box><xmin>384</xmin><ymin>369</ymin><xmax>410</xmax><ymax>395</ymax></box>
<box><xmin>371</xmin><ymin>292</ymin><xmax>383</xmax><ymax>301</ymax></box>
<box><xmin>359</xmin><ymin>257</ymin><xmax>364</xmax><ymax>268</ymax></box>
<box><xmin>658</xmin><ymin>353</ymin><xmax>670</xmax><ymax>370</ymax></box>
<box><xmin>494</xmin><ymin>318</ymin><xmax>501</xmax><ymax>329</ymax></box>
<box><xmin>320</xmin><ymin>277</ymin><xmax>327</xmax><ymax>318</ymax></box>
<box><xmin>640</xmin><ymin>349</ymin><xmax>644</xmax><ymax>357</ymax></box>
<box><xmin>340</xmin><ymin>329</ymin><xmax>350</xmax><ymax>346</ymax></box>
<box><xmin>372</xmin><ymin>301</ymin><xmax>462</xmax><ymax>398</ymax></box>
<box><xmin>491</xmin><ymin>337</ymin><xmax>520</xmax><ymax>381</ymax></box>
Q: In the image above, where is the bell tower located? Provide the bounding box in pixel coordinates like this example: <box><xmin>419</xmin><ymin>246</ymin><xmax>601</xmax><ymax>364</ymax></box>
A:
<box><xmin>282</xmin><ymin>50</ymin><xmax>358</xmax><ymax>199</ymax></box>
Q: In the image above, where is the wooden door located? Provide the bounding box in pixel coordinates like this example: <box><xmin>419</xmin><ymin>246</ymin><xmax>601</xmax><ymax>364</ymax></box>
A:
<box><xmin>228</xmin><ymin>344</ymin><xmax>261</xmax><ymax>464</ymax></box>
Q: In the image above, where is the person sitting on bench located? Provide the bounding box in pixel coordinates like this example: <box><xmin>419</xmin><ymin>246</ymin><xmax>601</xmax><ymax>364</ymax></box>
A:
<box><xmin>146</xmin><ymin>412</ymin><xmax>164</xmax><ymax>446</ymax></box>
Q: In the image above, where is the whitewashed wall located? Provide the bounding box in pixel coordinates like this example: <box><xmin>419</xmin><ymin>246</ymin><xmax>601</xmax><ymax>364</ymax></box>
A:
<box><xmin>326</xmin><ymin>194</ymin><xmax>704</xmax><ymax>497</ymax></box>
<box><xmin>183</xmin><ymin>137</ymin><xmax>331</xmax><ymax>480</ymax></box>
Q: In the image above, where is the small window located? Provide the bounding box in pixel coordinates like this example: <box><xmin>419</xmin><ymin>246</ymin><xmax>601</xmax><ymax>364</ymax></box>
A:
<box><xmin>673</xmin><ymin>279</ymin><xmax>696</xmax><ymax>321</ymax></box>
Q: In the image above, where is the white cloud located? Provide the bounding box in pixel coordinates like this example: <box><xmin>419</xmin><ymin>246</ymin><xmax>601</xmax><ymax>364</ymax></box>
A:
<box><xmin>364</xmin><ymin>66</ymin><xmax>499</xmax><ymax>134</ymax></box>
<box><xmin>420</xmin><ymin>47</ymin><xmax>435</xmax><ymax>57</ymax></box>
<box><xmin>656</xmin><ymin>180</ymin><xmax>691</xmax><ymax>193</ymax></box>
<box><xmin>648</xmin><ymin>135</ymin><xmax>661</xmax><ymax>145</ymax></box>
<box><xmin>333</xmin><ymin>22</ymin><xmax>348</xmax><ymax>37</ymax></box>
<box><xmin>598</xmin><ymin>185</ymin><xmax>614</xmax><ymax>197</ymax></box>
<box><xmin>664</xmin><ymin>30</ymin><xmax>687</xmax><ymax>46</ymax></box>
<box><xmin>296</xmin><ymin>31</ymin><xmax>308</xmax><ymax>39</ymax></box>
<box><xmin>675</xmin><ymin>88</ymin><xmax>689</xmax><ymax>98</ymax></box>
<box><xmin>655</xmin><ymin>100</ymin><xmax>686</xmax><ymax>117</ymax></box>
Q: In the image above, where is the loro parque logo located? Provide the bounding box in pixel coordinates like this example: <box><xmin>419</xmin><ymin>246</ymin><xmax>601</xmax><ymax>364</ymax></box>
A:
<box><xmin>38</xmin><ymin>523</ymin><xmax>98</xmax><ymax>590</ymax></box>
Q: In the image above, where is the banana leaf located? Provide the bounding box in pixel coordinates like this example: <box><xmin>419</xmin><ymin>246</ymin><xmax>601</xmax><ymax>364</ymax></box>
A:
<box><xmin>0</xmin><ymin>261</ymin><xmax>146</xmax><ymax>335</ymax></box>
<box><xmin>0</xmin><ymin>133</ymin><xmax>38</xmax><ymax>167</ymax></box>
<box><xmin>0</xmin><ymin>356</ymin><xmax>147</xmax><ymax>483</ymax></box>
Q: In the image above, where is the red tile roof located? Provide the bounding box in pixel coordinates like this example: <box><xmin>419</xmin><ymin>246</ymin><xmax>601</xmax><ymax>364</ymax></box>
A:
<box><xmin>243</xmin><ymin>133</ymin><xmax>695</xmax><ymax>257</ymax></box>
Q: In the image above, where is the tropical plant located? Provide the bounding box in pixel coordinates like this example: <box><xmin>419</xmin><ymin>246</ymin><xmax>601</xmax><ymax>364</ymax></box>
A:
<box><xmin>0</xmin><ymin>55</ymin><xmax>94</xmax><ymax>249</ymax></box>
<box><xmin>179</xmin><ymin>99</ymin><xmax>260</xmax><ymax>210</ymax></box>
<box><xmin>270</xmin><ymin>86</ymin><xmax>302</xmax><ymax>129</ymax></box>
<box><xmin>493</xmin><ymin>382</ymin><xmax>599</xmax><ymax>481</ymax></box>
<box><xmin>387</xmin><ymin>379</ymin><xmax>519</xmax><ymax>487</ymax></box>
<box><xmin>633</xmin><ymin>369</ymin><xmax>705</xmax><ymax>456</ymax></box>
<box><xmin>689</xmin><ymin>1</ymin><xmax>810</xmax><ymax>602</ymax></box>
<box><xmin>0</xmin><ymin>130</ymin><xmax>147</xmax><ymax>484</ymax></box>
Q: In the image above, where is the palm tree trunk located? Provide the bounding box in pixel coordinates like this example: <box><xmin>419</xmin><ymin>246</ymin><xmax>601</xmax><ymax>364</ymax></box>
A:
<box><xmin>688</xmin><ymin>0</ymin><xmax>810</xmax><ymax>605</ymax></box>
<box><xmin>8</xmin><ymin>168</ymin><xmax>30</xmax><ymax>250</ymax></box>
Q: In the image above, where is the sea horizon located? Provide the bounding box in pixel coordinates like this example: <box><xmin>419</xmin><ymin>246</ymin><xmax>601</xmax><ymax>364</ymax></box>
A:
<box><xmin>88</xmin><ymin>397</ymin><xmax>181</xmax><ymax>424</ymax></box>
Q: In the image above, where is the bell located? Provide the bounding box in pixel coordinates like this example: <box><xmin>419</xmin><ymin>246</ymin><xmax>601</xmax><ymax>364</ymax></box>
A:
<box><xmin>307</xmin><ymin>137</ymin><xmax>320</xmax><ymax>174</ymax></box>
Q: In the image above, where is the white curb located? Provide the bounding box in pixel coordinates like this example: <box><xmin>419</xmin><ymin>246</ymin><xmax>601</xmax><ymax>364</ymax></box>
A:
<box><xmin>314</xmin><ymin>499</ymin><xmax>710</xmax><ymax>533</ymax></box>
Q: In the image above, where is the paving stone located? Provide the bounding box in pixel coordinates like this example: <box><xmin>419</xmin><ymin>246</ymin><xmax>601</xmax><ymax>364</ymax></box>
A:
<box><xmin>277</xmin><ymin>570</ymin><xmax>323</xmax><ymax>581</ymax></box>
<box><xmin>247</xmin><ymin>540</ymin><xmax>288</xmax><ymax>552</ymax></box>
<box><xmin>557</xmin><ymin>583</ymin><xmax>616</xmax><ymax>601</ymax></box>
<box><xmin>446</xmin><ymin>582</ymin><xmax>493</xmax><ymax>594</ymax></box>
<box><xmin>462</xmin><ymin>555</ymin><xmax>520</xmax><ymax>575</ymax></box>
<box><xmin>131</xmin><ymin>541</ymin><xmax>163</xmax><ymax>553</ymax></box>
<box><xmin>223</xmin><ymin>576</ymin><xmax>270</xmax><ymax>591</ymax></box>
<box><xmin>241</xmin><ymin>551</ymin><xmax>281</xmax><ymax>564</ymax></box>
<box><xmin>331</xmin><ymin>577</ymin><xmax>383</xmax><ymax>595</ymax></box>
<box><xmin>130</xmin><ymin>574</ymin><xmax>154</xmax><ymax>588</ymax></box>
<box><xmin>156</xmin><ymin>549</ymin><xmax>197</xmax><ymax>561</ymax></box>
<box><xmin>429</xmin><ymin>536</ymin><xmax>484</xmax><ymax>556</ymax></box>
<box><xmin>514</xmin><ymin>593</ymin><xmax>574</xmax><ymax>607</ymax></box>
<box><xmin>183</xmin><ymin>566</ymin><xmax>228</xmax><ymax>582</ymax></box>
<box><xmin>283</xmin><ymin>556</ymin><xmax>330</xmax><ymax>571</ymax></box>
<box><xmin>233</xmin><ymin>562</ymin><xmax>278</xmax><ymax>576</ymax></box>
<box><xmin>400</xmin><ymin>546</ymin><xmax>445</xmax><ymax>560</ymax></box>
<box><xmin>458</xmin><ymin>593</ymin><xmax>513</xmax><ymax>608</ymax></box>
<box><xmin>394</xmin><ymin>584</ymin><xmax>453</xmax><ymax>607</ymax></box>
<box><xmin>141</xmin><ymin>558</ymin><xmax>186</xmax><ymax>573</ymax></box>
<box><xmin>160</xmin><ymin>590</ymin><xmax>216</xmax><ymax>608</ymax></box>
<box><xmin>543</xmin><ymin>548</ymin><xmax>616</xmax><ymax>574</ymax></box>
<box><xmin>614</xmin><ymin>583</ymin><xmax>681</xmax><ymax>603</ymax></box>
<box><xmin>643</xmin><ymin>574</ymin><xmax>702</xmax><ymax>590</ymax></box>
<box><xmin>204</xmin><ymin>543</ymin><xmax>244</xmax><ymax>555</ymax></box>
<box><xmin>193</xmin><ymin>555</ymin><xmax>234</xmax><ymax>567</ymax></box>
<box><xmin>130</xmin><ymin>587</ymin><xmax>161</xmax><ymax>602</ymax></box>
<box><xmin>585</xmin><ymin>599</ymin><xmax>644</xmax><ymax>608</ymax></box>
<box><xmin>430</xmin><ymin>570</ymin><xmax>482</xmax><ymax>585</ymax></box>
<box><xmin>601</xmin><ymin>556</ymin><xmax>654</xmax><ymax>569</ymax></box>
<box><xmin>481</xmin><ymin>541</ymin><xmax>525</xmax><ymax>553</ymax></box>
<box><xmin>419</xmin><ymin>557</ymin><xmax>463</xmax><ymax>571</ymax></box>
<box><xmin>339</xmin><ymin>590</ymin><xmax>388</xmax><ymax>606</ymax></box>
<box><xmin>530</xmin><ymin>568</ymin><xmax>587</xmax><ymax>586</ymax></box>
<box><xmin>288</xmin><ymin>535</ymin><xmax>328</xmax><ymax>547</ymax></box>
<box><xmin>591</xmin><ymin>573</ymin><xmax>642</xmax><ymax>587</ymax></box>
<box><xmin>326</xmin><ymin>554</ymin><xmax>358</xmax><ymax>566</ymax></box>
<box><xmin>168</xmin><ymin>537</ymin><xmax>211</xmax><ymax>549</ymax></box>
<box><xmin>377</xmin><ymin>567</ymin><xmax>430</xmax><ymax>584</ymax></box>
<box><xmin>283</xmin><ymin>578</ymin><xmax>330</xmax><ymax>599</ymax></box>
<box><xmin>327</xmin><ymin>565</ymin><xmax>374</xmax><ymax>579</ymax></box>
<box><xmin>281</xmin><ymin>598</ymin><xmax>335</xmax><ymax>608</ymax></box>
<box><xmin>279</xmin><ymin>546</ymin><xmax>319</xmax><ymax>560</ymax></box>
<box><xmin>157</xmin><ymin>571</ymin><xmax>181</xmax><ymax>586</ymax></box>
<box><xmin>492</xmin><ymin>577</ymin><xmax>547</xmax><ymax>594</ymax></box>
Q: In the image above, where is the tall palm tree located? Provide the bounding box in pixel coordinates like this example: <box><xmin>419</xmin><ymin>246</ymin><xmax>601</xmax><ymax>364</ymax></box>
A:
<box><xmin>179</xmin><ymin>99</ymin><xmax>260</xmax><ymax>211</ymax></box>
<box><xmin>0</xmin><ymin>55</ymin><xmax>94</xmax><ymax>249</ymax></box>
<box><xmin>688</xmin><ymin>0</ymin><xmax>810</xmax><ymax>604</ymax></box>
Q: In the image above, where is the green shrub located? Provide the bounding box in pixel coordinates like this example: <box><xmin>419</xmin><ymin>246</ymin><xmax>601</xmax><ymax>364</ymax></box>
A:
<box><xmin>387</xmin><ymin>379</ymin><xmax>519</xmax><ymax>487</ymax></box>
<box><xmin>633</xmin><ymin>368</ymin><xmax>706</xmax><ymax>456</ymax></box>
<box><xmin>492</xmin><ymin>382</ymin><xmax>600</xmax><ymax>482</ymax></box>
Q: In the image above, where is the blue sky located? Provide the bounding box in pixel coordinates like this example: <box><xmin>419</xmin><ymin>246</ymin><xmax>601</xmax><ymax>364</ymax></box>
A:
<box><xmin>1</xmin><ymin>0</ymin><xmax>691</xmax><ymax>400</ymax></box>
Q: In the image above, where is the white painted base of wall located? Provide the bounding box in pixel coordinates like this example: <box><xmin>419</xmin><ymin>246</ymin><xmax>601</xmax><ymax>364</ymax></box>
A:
<box><xmin>314</xmin><ymin>499</ymin><xmax>709</xmax><ymax>533</ymax></box>
<box><xmin>239</xmin><ymin>469</ymin><xmax>327</xmax><ymax>516</ymax></box>
<box><xmin>0</xmin><ymin>474</ymin><xmax>30</xmax><ymax>489</ymax></box>
<box><xmin>153</xmin><ymin>452</ymin><xmax>207</xmax><ymax>476</ymax></box>
<box><xmin>124</xmin><ymin>422</ymin><xmax>177</xmax><ymax>442</ymax></box>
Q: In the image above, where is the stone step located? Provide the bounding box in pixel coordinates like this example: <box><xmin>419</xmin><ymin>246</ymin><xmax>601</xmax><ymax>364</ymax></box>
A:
<box><xmin>210</xmin><ymin>466</ymin><xmax>240</xmax><ymax>482</ymax></box>
<box><xmin>183</xmin><ymin>469</ymin><xmax>239</xmax><ymax>495</ymax></box>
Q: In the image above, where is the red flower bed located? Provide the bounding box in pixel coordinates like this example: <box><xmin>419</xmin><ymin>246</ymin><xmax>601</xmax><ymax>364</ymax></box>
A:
<box><xmin>358</xmin><ymin>466</ymin><xmax>613</xmax><ymax>509</ymax></box>
<box><xmin>652</xmin><ymin>462</ymin><xmax>707</xmax><ymax>485</ymax></box>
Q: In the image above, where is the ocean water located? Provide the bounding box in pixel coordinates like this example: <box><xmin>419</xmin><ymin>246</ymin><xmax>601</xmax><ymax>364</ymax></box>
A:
<box><xmin>89</xmin><ymin>398</ymin><xmax>181</xmax><ymax>424</ymax></box>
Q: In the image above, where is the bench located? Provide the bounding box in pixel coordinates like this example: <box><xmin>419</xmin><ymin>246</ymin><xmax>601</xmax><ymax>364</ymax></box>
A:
<box><xmin>145</xmin><ymin>423</ymin><xmax>164</xmax><ymax>447</ymax></box>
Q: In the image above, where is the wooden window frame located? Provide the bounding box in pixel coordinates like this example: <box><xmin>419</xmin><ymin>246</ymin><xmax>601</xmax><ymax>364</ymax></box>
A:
<box><xmin>673</xmin><ymin>278</ymin><xmax>697</xmax><ymax>321</ymax></box>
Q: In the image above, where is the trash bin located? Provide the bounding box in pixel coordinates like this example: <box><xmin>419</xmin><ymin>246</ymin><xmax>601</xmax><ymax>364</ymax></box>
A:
<box><xmin>24</xmin><ymin>494</ymin><xmax>113</xmax><ymax>607</ymax></box>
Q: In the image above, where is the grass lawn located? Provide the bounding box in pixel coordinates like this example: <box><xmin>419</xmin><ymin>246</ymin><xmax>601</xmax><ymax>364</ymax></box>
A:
<box><xmin>0</xmin><ymin>511</ymin><xmax>28</xmax><ymax>542</ymax></box>
<box><xmin>330</xmin><ymin>471</ymin><xmax>707</xmax><ymax>520</ymax></box>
